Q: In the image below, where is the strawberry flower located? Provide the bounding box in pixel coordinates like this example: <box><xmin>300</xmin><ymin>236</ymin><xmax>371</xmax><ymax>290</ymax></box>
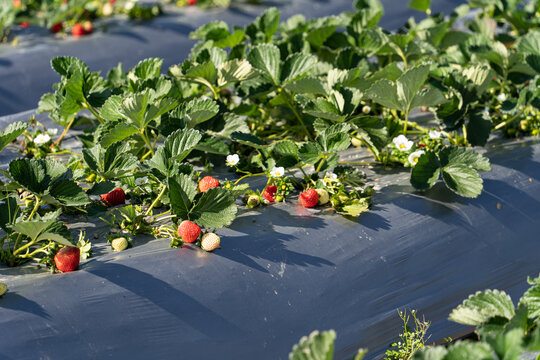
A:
<box><xmin>428</xmin><ymin>130</ymin><xmax>441</xmax><ymax>139</ymax></box>
<box><xmin>497</xmin><ymin>93</ymin><xmax>506</xmax><ymax>102</ymax></box>
<box><xmin>226</xmin><ymin>154</ymin><xmax>240</xmax><ymax>167</ymax></box>
<box><xmin>408</xmin><ymin>150</ymin><xmax>425</xmax><ymax>167</ymax></box>
<box><xmin>392</xmin><ymin>135</ymin><xmax>413</xmax><ymax>151</ymax></box>
<box><xmin>325</xmin><ymin>172</ymin><xmax>338</xmax><ymax>182</ymax></box>
<box><xmin>34</xmin><ymin>133</ymin><xmax>51</xmax><ymax>145</ymax></box>
<box><xmin>270</xmin><ymin>166</ymin><xmax>285</xmax><ymax>178</ymax></box>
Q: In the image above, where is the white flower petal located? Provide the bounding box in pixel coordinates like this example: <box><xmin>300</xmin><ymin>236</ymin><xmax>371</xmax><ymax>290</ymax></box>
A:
<box><xmin>428</xmin><ymin>130</ymin><xmax>441</xmax><ymax>139</ymax></box>
<box><xmin>408</xmin><ymin>150</ymin><xmax>425</xmax><ymax>167</ymax></box>
<box><xmin>226</xmin><ymin>154</ymin><xmax>240</xmax><ymax>166</ymax></box>
<box><xmin>34</xmin><ymin>133</ymin><xmax>51</xmax><ymax>145</ymax></box>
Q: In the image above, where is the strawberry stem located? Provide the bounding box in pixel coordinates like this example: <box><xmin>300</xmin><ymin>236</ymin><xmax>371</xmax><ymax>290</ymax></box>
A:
<box><xmin>145</xmin><ymin>185</ymin><xmax>166</xmax><ymax>216</ymax></box>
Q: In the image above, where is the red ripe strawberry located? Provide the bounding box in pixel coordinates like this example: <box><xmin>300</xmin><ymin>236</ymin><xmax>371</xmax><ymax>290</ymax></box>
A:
<box><xmin>21</xmin><ymin>21</ymin><xmax>30</xmax><ymax>29</ymax></box>
<box><xmin>177</xmin><ymin>220</ymin><xmax>201</xmax><ymax>243</ymax></box>
<box><xmin>72</xmin><ymin>23</ymin><xmax>85</xmax><ymax>37</ymax></box>
<box><xmin>188</xmin><ymin>0</ymin><xmax>197</xmax><ymax>5</ymax></box>
<box><xmin>13</xmin><ymin>0</ymin><xmax>21</xmax><ymax>8</ymax></box>
<box><xmin>51</xmin><ymin>22</ymin><xmax>63</xmax><ymax>33</ymax></box>
<box><xmin>82</xmin><ymin>21</ymin><xmax>93</xmax><ymax>34</ymax></box>
<box><xmin>299</xmin><ymin>189</ymin><xmax>319</xmax><ymax>208</ymax></box>
<box><xmin>109</xmin><ymin>0</ymin><xmax>116</xmax><ymax>3</ymax></box>
<box><xmin>54</xmin><ymin>246</ymin><xmax>80</xmax><ymax>272</ymax></box>
<box><xmin>262</xmin><ymin>185</ymin><xmax>278</xmax><ymax>203</ymax></box>
<box><xmin>100</xmin><ymin>188</ymin><xmax>125</xmax><ymax>207</ymax></box>
<box><xmin>198</xmin><ymin>176</ymin><xmax>220</xmax><ymax>193</ymax></box>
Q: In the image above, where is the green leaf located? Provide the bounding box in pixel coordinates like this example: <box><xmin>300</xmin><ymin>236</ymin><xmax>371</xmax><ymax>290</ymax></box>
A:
<box><xmin>302</xmin><ymin>99</ymin><xmax>345</xmax><ymax>122</ymax></box>
<box><xmin>289</xmin><ymin>330</ymin><xmax>336</xmax><ymax>360</ymax></box>
<box><xmin>411</xmin><ymin>347</ymin><xmax>447</xmax><ymax>360</ymax></box>
<box><xmin>99</xmin><ymin>121</ymin><xmax>139</xmax><ymax>148</ymax></box>
<box><xmin>175</xmin><ymin>98</ymin><xmax>219</xmax><ymax>128</ymax></box>
<box><xmin>9</xmin><ymin>159</ymin><xmax>69</xmax><ymax>195</ymax></box>
<box><xmin>272</xmin><ymin>140</ymin><xmax>299</xmax><ymax>156</ymax></box>
<box><xmin>467</xmin><ymin>111</ymin><xmax>492</xmax><ymax>147</ymax></box>
<box><xmin>0</xmin><ymin>121</ymin><xmax>27</xmax><ymax>152</ymax></box>
<box><xmin>485</xmin><ymin>328</ymin><xmax>524</xmax><ymax>360</ymax></box>
<box><xmin>87</xmin><ymin>181</ymin><xmax>117</xmax><ymax>196</ymax></box>
<box><xmin>185</xmin><ymin>62</ymin><xmax>218</xmax><ymax>85</ymax></box>
<box><xmin>12</xmin><ymin>219</ymin><xmax>55</xmax><ymax>242</ymax></box>
<box><xmin>519</xmin><ymin>285</ymin><xmax>540</xmax><ymax>320</ymax></box>
<box><xmin>36</xmin><ymin>232</ymin><xmax>74</xmax><ymax>247</ymax></box>
<box><xmin>281</xmin><ymin>53</ymin><xmax>316</xmax><ymax>84</ymax></box>
<box><xmin>257</xmin><ymin>7</ymin><xmax>280</xmax><ymax>41</ymax></box>
<box><xmin>164</xmin><ymin>128</ymin><xmax>203</xmax><ymax>163</ymax></box>
<box><xmin>189</xmin><ymin>187</ymin><xmax>237</xmax><ymax>229</ymax></box>
<box><xmin>218</xmin><ymin>59</ymin><xmax>257</xmax><ymax>87</ymax></box>
<box><xmin>410</xmin><ymin>87</ymin><xmax>447</xmax><ymax>109</ymax></box>
<box><xmin>409</xmin><ymin>0</ymin><xmax>431</xmax><ymax>12</ymax></box>
<box><xmin>231</xmin><ymin>132</ymin><xmax>264</xmax><ymax>149</ymax></box>
<box><xmin>439</xmin><ymin>147</ymin><xmax>491</xmax><ymax>172</ymax></box>
<box><xmin>396</xmin><ymin>64</ymin><xmax>432</xmax><ymax>111</ymax></box>
<box><xmin>144</xmin><ymin>97</ymin><xmax>179</xmax><ymax>127</ymax></box>
<box><xmin>350</xmin><ymin>116</ymin><xmax>388</xmax><ymax>152</ymax></box>
<box><xmin>366</xmin><ymin>80</ymin><xmax>401</xmax><ymax>110</ymax></box>
<box><xmin>37</xmin><ymin>93</ymin><xmax>56</xmax><ymax>114</ymax></box>
<box><xmin>410</xmin><ymin>151</ymin><xmax>441</xmax><ymax>191</ymax></box>
<box><xmin>340</xmin><ymin>198</ymin><xmax>370</xmax><ymax>216</ymax></box>
<box><xmin>525</xmin><ymin>54</ymin><xmax>540</xmax><ymax>73</ymax></box>
<box><xmin>190</xmin><ymin>21</ymin><xmax>229</xmax><ymax>40</ymax></box>
<box><xmin>443</xmin><ymin>342</ymin><xmax>494</xmax><ymax>360</ymax></box>
<box><xmin>51</xmin><ymin>56</ymin><xmax>89</xmax><ymax>77</ymax></box>
<box><xmin>449</xmin><ymin>289</ymin><xmax>516</xmax><ymax>326</ymax></box>
<box><xmin>247</xmin><ymin>44</ymin><xmax>281</xmax><ymax>85</ymax></box>
<box><xmin>120</xmin><ymin>91</ymin><xmax>150</xmax><ymax>129</ymax></box>
<box><xmin>195</xmin><ymin>136</ymin><xmax>229</xmax><ymax>155</ymax></box>
<box><xmin>316</xmin><ymin>124</ymin><xmax>351</xmax><ymax>152</ymax></box>
<box><xmin>442</xmin><ymin>164</ymin><xmax>484</xmax><ymax>198</ymax></box>
<box><xmin>168</xmin><ymin>173</ymin><xmax>198</xmax><ymax>221</ymax></box>
<box><xmin>215</xmin><ymin>29</ymin><xmax>245</xmax><ymax>48</ymax></box>
<box><xmin>129</xmin><ymin>58</ymin><xmax>163</xmax><ymax>80</ymax></box>
<box><xmin>299</xmin><ymin>142</ymin><xmax>322</xmax><ymax>164</ymax></box>
<box><xmin>284</xmin><ymin>78</ymin><xmax>328</xmax><ymax>95</ymax></box>
<box><xmin>102</xmin><ymin>143</ymin><xmax>139</xmax><ymax>179</ymax></box>
<box><xmin>518</xmin><ymin>31</ymin><xmax>540</xmax><ymax>54</ymax></box>
<box><xmin>49</xmin><ymin>179</ymin><xmax>90</xmax><ymax>206</ymax></box>
<box><xmin>100</xmin><ymin>95</ymin><xmax>125</xmax><ymax>122</ymax></box>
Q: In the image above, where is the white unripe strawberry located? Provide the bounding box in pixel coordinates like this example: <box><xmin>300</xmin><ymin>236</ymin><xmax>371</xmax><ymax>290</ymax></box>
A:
<box><xmin>201</xmin><ymin>233</ymin><xmax>220</xmax><ymax>252</ymax></box>
<box><xmin>111</xmin><ymin>237</ymin><xmax>128</xmax><ymax>252</ymax></box>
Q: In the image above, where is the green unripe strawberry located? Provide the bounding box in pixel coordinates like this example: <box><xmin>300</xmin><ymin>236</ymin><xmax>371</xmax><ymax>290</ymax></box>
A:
<box><xmin>246</xmin><ymin>195</ymin><xmax>260</xmax><ymax>208</ymax></box>
<box><xmin>315</xmin><ymin>189</ymin><xmax>330</xmax><ymax>205</ymax></box>
<box><xmin>0</xmin><ymin>282</ymin><xmax>7</xmax><ymax>296</ymax></box>
<box><xmin>275</xmin><ymin>194</ymin><xmax>284</xmax><ymax>202</ymax></box>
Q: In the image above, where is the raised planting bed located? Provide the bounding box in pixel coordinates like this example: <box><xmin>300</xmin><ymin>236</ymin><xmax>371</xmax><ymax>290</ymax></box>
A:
<box><xmin>0</xmin><ymin>0</ymin><xmax>540</xmax><ymax>358</ymax></box>
<box><xmin>0</xmin><ymin>110</ymin><xmax>539</xmax><ymax>359</ymax></box>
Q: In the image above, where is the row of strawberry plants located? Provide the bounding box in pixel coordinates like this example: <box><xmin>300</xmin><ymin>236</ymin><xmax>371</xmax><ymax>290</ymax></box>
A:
<box><xmin>0</xmin><ymin>0</ymin><xmax>163</xmax><ymax>42</ymax></box>
<box><xmin>289</xmin><ymin>273</ymin><xmax>540</xmax><ymax>360</ymax></box>
<box><xmin>0</xmin><ymin>0</ymin><xmax>261</xmax><ymax>43</ymax></box>
<box><xmin>0</xmin><ymin>0</ymin><xmax>539</xmax><ymax>271</ymax></box>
